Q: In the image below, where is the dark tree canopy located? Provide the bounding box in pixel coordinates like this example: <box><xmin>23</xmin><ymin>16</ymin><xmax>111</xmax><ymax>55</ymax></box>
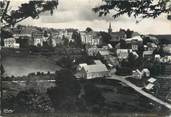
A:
<box><xmin>0</xmin><ymin>64</ymin><xmax>5</xmax><ymax>75</ymax></box>
<box><xmin>0</xmin><ymin>0</ymin><xmax>58</xmax><ymax>27</ymax></box>
<box><xmin>86</xmin><ymin>27</ymin><xmax>93</xmax><ymax>32</ymax></box>
<box><xmin>14</xmin><ymin>88</ymin><xmax>54</xmax><ymax>113</ymax></box>
<box><xmin>93</xmin><ymin>0</ymin><xmax>171</xmax><ymax>19</ymax></box>
<box><xmin>99</xmin><ymin>31</ymin><xmax>111</xmax><ymax>44</ymax></box>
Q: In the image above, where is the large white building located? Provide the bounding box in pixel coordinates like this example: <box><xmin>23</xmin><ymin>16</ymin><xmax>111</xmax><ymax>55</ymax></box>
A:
<box><xmin>77</xmin><ymin>60</ymin><xmax>109</xmax><ymax>79</ymax></box>
<box><xmin>125</xmin><ymin>36</ymin><xmax>143</xmax><ymax>51</ymax></box>
<box><xmin>116</xmin><ymin>49</ymin><xmax>132</xmax><ymax>60</ymax></box>
<box><xmin>163</xmin><ymin>44</ymin><xmax>171</xmax><ymax>54</ymax></box>
<box><xmin>58</xmin><ymin>30</ymin><xmax>73</xmax><ymax>42</ymax></box>
<box><xmin>132</xmin><ymin>68</ymin><xmax>150</xmax><ymax>79</ymax></box>
<box><xmin>86</xmin><ymin>46</ymin><xmax>109</xmax><ymax>56</ymax></box>
<box><xmin>4</xmin><ymin>38</ymin><xmax>20</xmax><ymax>48</ymax></box>
<box><xmin>80</xmin><ymin>32</ymin><xmax>101</xmax><ymax>46</ymax></box>
<box><xmin>32</xmin><ymin>31</ymin><xmax>44</xmax><ymax>47</ymax></box>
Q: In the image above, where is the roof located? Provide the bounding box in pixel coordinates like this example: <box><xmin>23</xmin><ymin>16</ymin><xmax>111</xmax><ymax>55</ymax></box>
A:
<box><xmin>144</xmin><ymin>45</ymin><xmax>148</xmax><ymax>47</ymax></box>
<box><xmin>125</xmin><ymin>36</ymin><xmax>143</xmax><ymax>42</ymax></box>
<box><xmin>152</xmin><ymin>35</ymin><xmax>171</xmax><ymax>40</ymax></box>
<box><xmin>148</xmin><ymin>78</ymin><xmax>156</xmax><ymax>83</ymax></box>
<box><xmin>117</xmin><ymin>49</ymin><xmax>129</xmax><ymax>53</ymax></box>
<box><xmin>145</xmin><ymin>83</ymin><xmax>154</xmax><ymax>90</ymax></box>
<box><xmin>4</xmin><ymin>38</ymin><xmax>15</xmax><ymax>41</ymax></box>
<box><xmin>146</xmin><ymin>35</ymin><xmax>158</xmax><ymax>40</ymax></box>
<box><xmin>132</xmin><ymin>32</ymin><xmax>140</xmax><ymax>37</ymax></box>
<box><xmin>155</xmin><ymin>54</ymin><xmax>161</xmax><ymax>57</ymax></box>
<box><xmin>132</xmin><ymin>52</ymin><xmax>139</xmax><ymax>58</ymax></box>
<box><xmin>99</xmin><ymin>50</ymin><xmax>110</xmax><ymax>56</ymax></box>
<box><xmin>12</xmin><ymin>26</ymin><xmax>37</xmax><ymax>35</ymax></box>
<box><xmin>94</xmin><ymin>60</ymin><xmax>102</xmax><ymax>64</ymax></box>
<box><xmin>136</xmin><ymin>69</ymin><xmax>142</xmax><ymax>74</ymax></box>
<box><xmin>147</xmin><ymin>43</ymin><xmax>157</xmax><ymax>48</ymax></box>
<box><xmin>111</xmin><ymin>31</ymin><xmax>126</xmax><ymax>36</ymax></box>
<box><xmin>143</xmin><ymin>51</ymin><xmax>153</xmax><ymax>55</ymax></box>
<box><xmin>84</xmin><ymin>64</ymin><xmax>108</xmax><ymax>73</ymax></box>
<box><xmin>110</xmin><ymin>31</ymin><xmax>126</xmax><ymax>41</ymax></box>
<box><xmin>151</xmin><ymin>35</ymin><xmax>171</xmax><ymax>44</ymax></box>
<box><xmin>81</xmin><ymin>31</ymin><xmax>100</xmax><ymax>38</ymax></box>
<box><xmin>117</xmin><ymin>49</ymin><xmax>132</xmax><ymax>54</ymax></box>
<box><xmin>142</xmin><ymin>68</ymin><xmax>150</xmax><ymax>72</ymax></box>
<box><xmin>108</xmin><ymin>44</ymin><xmax>113</xmax><ymax>49</ymax></box>
<box><xmin>79</xmin><ymin>63</ymin><xmax>87</xmax><ymax>68</ymax></box>
<box><xmin>80</xmin><ymin>60</ymin><xmax>108</xmax><ymax>73</ymax></box>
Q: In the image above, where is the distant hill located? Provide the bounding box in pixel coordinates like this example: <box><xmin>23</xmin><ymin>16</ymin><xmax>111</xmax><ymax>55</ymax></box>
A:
<box><xmin>150</xmin><ymin>35</ymin><xmax>171</xmax><ymax>44</ymax></box>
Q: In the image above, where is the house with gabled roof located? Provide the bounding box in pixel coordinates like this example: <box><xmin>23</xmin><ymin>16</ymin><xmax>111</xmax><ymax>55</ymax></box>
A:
<box><xmin>76</xmin><ymin>60</ymin><xmax>109</xmax><ymax>79</ymax></box>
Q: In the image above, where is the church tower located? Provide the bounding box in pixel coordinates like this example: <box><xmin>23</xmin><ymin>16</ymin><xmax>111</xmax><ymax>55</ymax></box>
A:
<box><xmin>108</xmin><ymin>22</ymin><xmax>112</xmax><ymax>34</ymax></box>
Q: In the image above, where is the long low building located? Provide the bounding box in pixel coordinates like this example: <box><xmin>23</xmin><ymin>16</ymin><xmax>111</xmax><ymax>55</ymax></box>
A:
<box><xmin>77</xmin><ymin>60</ymin><xmax>109</xmax><ymax>79</ymax></box>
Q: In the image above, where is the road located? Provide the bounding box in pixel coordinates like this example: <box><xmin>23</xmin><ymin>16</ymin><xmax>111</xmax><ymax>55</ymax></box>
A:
<box><xmin>107</xmin><ymin>74</ymin><xmax>171</xmax><ymax>110</ymax></box>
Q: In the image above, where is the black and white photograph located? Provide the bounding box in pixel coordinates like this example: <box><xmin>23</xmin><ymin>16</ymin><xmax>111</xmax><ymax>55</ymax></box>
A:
<box><xmin>0</xmin><ymin>0</ymin><xmax>171</xmax><ymax>116</ymax></box>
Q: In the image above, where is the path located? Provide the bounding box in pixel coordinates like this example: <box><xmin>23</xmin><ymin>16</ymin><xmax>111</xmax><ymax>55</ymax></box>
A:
<box><xmin>107</xmin><ymin>74</ymin><xmax>171</xmax><ymax>110</ymax></box>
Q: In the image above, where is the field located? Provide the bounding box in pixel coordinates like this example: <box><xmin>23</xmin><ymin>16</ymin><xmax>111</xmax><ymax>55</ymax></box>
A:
<box><xmin>2</xmin><ymin>54</ymin><xmax>62</xmax><ymax>77</ymax></box>
<box><xmin>3</xmin><ymin>80</ymin><xmax>55</xmax><ymax>97</ymax></box>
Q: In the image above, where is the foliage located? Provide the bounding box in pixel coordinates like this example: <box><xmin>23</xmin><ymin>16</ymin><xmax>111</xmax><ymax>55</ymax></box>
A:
<box><xmin>0</xmin><ymin>28</ymin><xmax>13</xmax><ymax>39</ymax></box>
<box><xmin>99</xmin><ymin>31</ymin><xmax>111</xmax><ymax>44</ymax></box>
<box><xmin>0</xmin><ymin>64</ymin><xmax>5</xmax><ymax>75</ymax></box>
<box><xmin>75</xmin><ymin>54</ymin><xmax>95</xmax><ymax>65</ymax></box>
<box><xmin>62</xmin><ymin>36</ymin><xmax>69</xmax><ymax>47</ymax></box>
<box><xmin>93</xmin><ymin>0</ymin><xmax>171</xmax><ymax>19</ymax></box>
<box><xmin>85</xmin><ymin>27</ymin><xmax>93</xmax><ymax>32</ymax></box>
<box><xmin>121</xmin><ymin>29</ymin><xmax>134</xmax><ymax>38</ymax></box>
<box><xmin>127</xmin><ymin>53</ymin><xmax>139</xmax><ymax>69</ymax></box>
<box><xmin>83</xmin><ymin>82</ymin><xmax>105</xmax><ymax>107</ymax></box>
<box><xmin>1</xmin><ymin>0</ymin><xmax>58</xmax><ymax>27</ymax></box>
<box><xmin>120</xmin><ymin>39</ymin><xmax>128</xmax><ymax>49</ymax></box>
<box><xmin>47</xmin><ymin>69</ymin><xmax>81</xmax><ymax>111</ymax></box>
<box><xmin>47</xmin><ymin>69</ymin><xmax>106</xmax><ymax>112</ymax></box>
<box><xmin>72</xmin><ymin>31</ymin><xmax>82</xmax><ymax>47</ymax></box>
<box><xmin>150</xmin><ymin>62</ymin><xmax>162</xmax><ymax>76</ymax></box>
<box><xmin>116</xmin><ymin>65</ymin><xmax>132</xmax><ymax>76</ymax></box>
<box><xmin>13</xmin><ymin>88</ymin><xmax>54</xmax><ymax>113</ymax></box>
<box><xmin>56</xmin><ymin>56</ymin><xmax>73</xmax><ymax>69</ymax></box>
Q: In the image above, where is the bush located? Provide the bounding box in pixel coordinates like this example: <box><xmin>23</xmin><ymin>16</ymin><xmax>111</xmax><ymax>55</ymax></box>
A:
<box><xmin>14</xmin><ymin>88</ymin><xmax>54</xmax><ymax>113</ymax></box>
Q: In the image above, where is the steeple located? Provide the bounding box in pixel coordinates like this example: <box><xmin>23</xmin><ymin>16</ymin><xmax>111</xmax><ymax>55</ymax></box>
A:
<box><xmin>108</xmin><ymin>22</ymin><xmax>112</xmax><ymax>34</ymax></box>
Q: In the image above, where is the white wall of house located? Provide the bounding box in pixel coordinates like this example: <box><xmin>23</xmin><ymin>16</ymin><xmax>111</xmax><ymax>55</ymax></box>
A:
<box><xmin>4</xmin><ymin>38</ymin><xmax>20</xmax><ymax>48</ymax></box>
<box><xmin>80</xmin><ymin>32</ymin><xmax>101</xmax><ymax>46</ymax></box>
<box><xmin>34</xmin><ymin>38</ymin><xmax>43</xmax><ymax>46</ymax></box>
<box><xmin>86</xmin><ymin>71</ymin><xmax>109</xmax><ymax>79</ymax></box>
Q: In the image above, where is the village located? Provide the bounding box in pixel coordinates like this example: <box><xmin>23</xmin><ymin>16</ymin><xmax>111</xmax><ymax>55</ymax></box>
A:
<box><xmin>1</xmin><ymin>0</ymin><xmax>171</xmax><ymax>116</ymax></box>
<box><xmin>1</xmin><ymin>23</ymin><xmax>171</xmax><ymax>113</ymax></box>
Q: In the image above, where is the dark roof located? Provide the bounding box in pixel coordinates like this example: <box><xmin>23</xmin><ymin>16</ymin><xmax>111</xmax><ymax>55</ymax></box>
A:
<box><xmin>110</xmin><ymin>31</ymin><xmax>126</xmax><ymax>42</ymax></box>
<box><xmin>132</xmin><ymin>32</ymin><xmax>140</xmax><ymax>37</ymax></box>
<box><xmin>151</xmin><ymin>35</ymin><xmax>171</xmax><ymax>39</ymax></box>
<box><xmin>110</xmin><ymin>31</ymin><xmax>126</xmax><ymax>36</ymax></box>
<box><xmin>151</xmin><ymin>35</ymin><xmax>171</xmax><ymax>44</ymax></box>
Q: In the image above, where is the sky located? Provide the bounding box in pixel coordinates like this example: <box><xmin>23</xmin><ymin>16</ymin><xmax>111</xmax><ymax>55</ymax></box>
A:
<box><xmin>8</xmin><ymin>0</ymin><xmax>171</xmax><ymax>34</ymax></box>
